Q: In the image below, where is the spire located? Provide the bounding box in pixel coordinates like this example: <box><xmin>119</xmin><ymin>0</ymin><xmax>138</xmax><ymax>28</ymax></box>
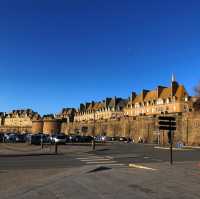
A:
<box><xmin>172</xmin><ymin>73</ymin><xmax>176</xmax><ymax>82</ymax></box>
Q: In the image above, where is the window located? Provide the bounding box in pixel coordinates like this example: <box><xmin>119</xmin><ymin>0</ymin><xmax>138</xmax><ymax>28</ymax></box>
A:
<box><xmin>157</xmin><ymin>98</ymin><xmax>163</xmax><ymax>105</ymax></box>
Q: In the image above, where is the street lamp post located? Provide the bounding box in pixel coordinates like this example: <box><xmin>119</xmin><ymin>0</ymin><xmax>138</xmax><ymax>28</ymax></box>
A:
<box><xmin>91</xmin><ymin>110</ymin><xmax>96</xmax><ymax>151</ymax></box>
<box><xmin>186</xmin><ymin>117</ymin><xmax>189</xmax><ymax>145</ymax></box>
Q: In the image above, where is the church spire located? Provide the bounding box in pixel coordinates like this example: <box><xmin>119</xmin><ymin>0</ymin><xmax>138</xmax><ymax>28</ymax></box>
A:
<box><xmin>172</xmin><ymin>73</ymin><xmax>176</xmax><ymax>82</ymax></box>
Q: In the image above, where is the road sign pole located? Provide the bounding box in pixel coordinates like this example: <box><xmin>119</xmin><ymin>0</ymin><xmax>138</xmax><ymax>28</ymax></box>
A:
<box><xmin>169</xmin><ymin>120</ymin><xmax>173</xmax><ymax>165</ymax></box>
<box><xmin>158</xmin><ymin>116</ymin><xmax>176</xmax><ymax>165</ymax></box>
<box><xmin>170</xmin><ymin>139</ymin><xmax>173</xmax><ymax>165</ymax></box>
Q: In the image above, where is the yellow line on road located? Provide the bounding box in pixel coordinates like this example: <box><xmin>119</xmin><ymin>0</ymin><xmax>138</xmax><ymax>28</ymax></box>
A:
<box><xmin>129</xmin><ymin>164</ymin><xmax>157</xmax><ymax>171</ymax></box>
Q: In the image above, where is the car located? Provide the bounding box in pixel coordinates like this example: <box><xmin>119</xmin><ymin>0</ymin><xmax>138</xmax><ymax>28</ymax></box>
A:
<box><xmin>68</xmin><ymin>134</ymin><xmax>81</xmax><ymax>142</ymax></box>
<box><xmin>119</xmin><ymin>137</ymin><xmax>127</xmax><ymax>142</ymax></box>
<box><xmin>30</xmin><ymin>134</ymin><xmax>50</xmax><ymax>145</ymax></box>
<box><xmin>0</xmin><ymin>133</ymin><xmax>4</xmax><ymax>142</ymax></box>
<box><xmin>4</xmin><ymin>133</ymin><xmax>19</xmax><ymax>143</ymax></box>
<box><xmin>94</xmin><ymin>135</ymin><xmax>106</xmax><ymax>142</ymax></box>
<box><xmin>50</xmin><ymin>134</ymin><xmax>66</xmax><ymax>144</ymax></box>
<box><xmin>82</xmin><ymin>135</ymin><xmax>93</xmax><ymax>142</ymax></box>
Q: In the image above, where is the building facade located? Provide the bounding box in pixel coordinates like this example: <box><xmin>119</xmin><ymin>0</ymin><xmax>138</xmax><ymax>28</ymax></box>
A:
<box><xmin>3</xmin><ymin>109</ymin><xmax>40</xmax><ymax>127</ymax></box>
<box><xmin>124</xmin><ymin>77</ymin><xmax>192</xmax><ymax>117</ymax></box>
<box><xmin>74</xmin><ymin>97</ymin><xmax>128</xmax><ymax>122</ymax></box>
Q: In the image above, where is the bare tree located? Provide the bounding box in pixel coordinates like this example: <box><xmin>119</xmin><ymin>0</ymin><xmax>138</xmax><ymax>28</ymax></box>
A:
<box><xmin>194</xmin><ymin>82</ymin><xmax>200</xmax><ymax>94</ymax></box>
<box><xmin>193</xmin><ymin>82</ymin><xmax>200</xmax><ymax>111</ymax></box>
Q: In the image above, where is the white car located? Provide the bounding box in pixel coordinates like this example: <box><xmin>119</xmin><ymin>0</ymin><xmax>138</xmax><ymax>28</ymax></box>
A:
<box><xmin>50</xmin><ymin>134</ymin><xmax>66</xmax><ymax>144</ymax></box>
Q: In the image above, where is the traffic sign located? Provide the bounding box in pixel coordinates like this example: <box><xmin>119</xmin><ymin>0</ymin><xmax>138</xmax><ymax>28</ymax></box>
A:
<box><xmin>158</xmin><ymin>116</ymin><xmax>176</xmax><ymax>131</ymax></box>
<box><xmin>158</xmin><ymin>121</ymin><xmax>176</xmax><ymax>126</ymax></box>
<box><xmin>159</xmin><ymin>126</ymin><xmax>176</xmax><ymax>131</ymax></box>
<box><xmin>158</xmin><ymin>116</ymin><xmax>176</xmax><ymax>121</ymax></box>
<box><xmin>158</xmin><ymin>116</ymin><xmax>176</xmax><ymax>165</ymax></box>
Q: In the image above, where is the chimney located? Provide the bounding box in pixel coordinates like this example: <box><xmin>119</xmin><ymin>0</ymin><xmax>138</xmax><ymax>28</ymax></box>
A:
<box><xmin>157</xmin><ymin>86</ymin><xmax>166</xmax><ymax>98</ymax></box>
<box><xmin>113</xmin><ymin>96</ymin><xmax>117</xmax><ymax>108</ymax></box>
<box><xmin>141</xmin><ymin>90</ymin><xmax>149</xmax><ymax>100</ymax></box>
<box><xmin>130</xmin><ymin>92</ymin><xmax>137</xmax><ymax>101</ymax></box>
<box><xmin>85</xmin><ymin>102</ymin><xmax>91</xmax><ymax>109</ymax></box>
<box><xmin>80</xmin><ymin>104</ymin><xmax>85</xmax><ymax>111</ymax></box>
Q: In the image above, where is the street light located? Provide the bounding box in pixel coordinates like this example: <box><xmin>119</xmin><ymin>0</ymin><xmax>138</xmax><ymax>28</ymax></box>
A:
<box><xmin>91</xmin><ymin>110</ymin><xmax>96</xmax><ymax>151</ymax></box>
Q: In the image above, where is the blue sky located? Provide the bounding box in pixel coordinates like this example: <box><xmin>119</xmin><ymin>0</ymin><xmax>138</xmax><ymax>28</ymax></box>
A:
<box><xmin>0</xmin><ymin>0</ymin><xmax>200</xmax><ymax>114</ymax></box>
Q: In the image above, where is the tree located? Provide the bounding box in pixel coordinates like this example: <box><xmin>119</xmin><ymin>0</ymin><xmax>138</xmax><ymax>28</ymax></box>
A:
<box><xmin>193</xmin><ymin>82</ymin><xmax>200</xmax><ymax>111</ymax></box>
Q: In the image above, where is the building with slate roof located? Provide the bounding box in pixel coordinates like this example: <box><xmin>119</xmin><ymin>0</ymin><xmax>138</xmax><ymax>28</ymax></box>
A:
<box><xmin>74</xmin><ymin>97</ymin><xmax>128</xmax><ymax>122</ymax></box>
<box><xmin>3</xmin><ymin>109</ymin><xmax>40</xmax><ymax>127</ymax></box>
<box><xmin>124</xmin><ymin>76</ymin><xmax>192</xmax><ymax>116</ymax></box>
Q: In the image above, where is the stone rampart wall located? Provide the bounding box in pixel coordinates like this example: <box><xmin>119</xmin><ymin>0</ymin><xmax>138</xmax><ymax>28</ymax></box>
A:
<box><xmin>61</xmin><ymin>113</ymin><xmax>200</xmax><ymax>145</ymax></box>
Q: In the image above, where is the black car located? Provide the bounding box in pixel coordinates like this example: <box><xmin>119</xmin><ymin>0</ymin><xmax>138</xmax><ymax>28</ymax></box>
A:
<box><xmin>30</xmin><ymin>134</ymin><xmax>50</xmax><ymax>145</ymax></box>
<box><xmin>0</xmin><ymin>133</ymin><xmax>4</xmax><ymax>142</ymax></box>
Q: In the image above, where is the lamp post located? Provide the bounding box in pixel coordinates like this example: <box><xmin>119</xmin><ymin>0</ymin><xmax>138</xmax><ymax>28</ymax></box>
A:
<box><xmin>91</xmin><ymin>110</ymin><xmax>96</xmax><ymax>151</ymax></box>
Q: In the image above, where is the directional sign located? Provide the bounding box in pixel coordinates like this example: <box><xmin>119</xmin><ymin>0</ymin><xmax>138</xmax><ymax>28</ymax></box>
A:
<box><xmin>158</xmin><ymin>116</ymin><xmax>176</xmax><ymax>131</ymax></box>
<box><xmin>158</xmin><ymin>121</ymin><xmax>176</xmax><ymax>126</ymax></box>
<box><xmin>159</xmin><ymin>126</ymin><xmax>176</xmax><ymax>131</ymax></box>
<box><xmin>158</xmin><ymin>116</ymin><xmax>176</xmax><ymax>121</ymax></box>
<box><xmin>158</xmin><ymin>116</ymin><xmax>176</xmax><ymax>165</ymax></box>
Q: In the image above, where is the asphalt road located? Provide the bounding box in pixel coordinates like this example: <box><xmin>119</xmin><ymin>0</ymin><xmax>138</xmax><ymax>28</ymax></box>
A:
<box><xmin>0</xmin><ymin>142</ymin><xmax>200</xmax><ymax>170</ymax></box>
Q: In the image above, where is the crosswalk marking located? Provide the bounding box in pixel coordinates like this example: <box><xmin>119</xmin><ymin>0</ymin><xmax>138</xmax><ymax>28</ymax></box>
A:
<box><xmin>76</xmin><ymin>154</ymin><xmax>125</xmax><ymax>167</ymax></box>
<box><xmin>77</xmin><ymin>156</ymin><xmax>110</xmax><ymax>160</ymax></box>
<box><xmin>86</xmin><ymin>161</ymin><xmax>117</xmax><ymax>164</ymax></box>
<box><xmin>94</xmin><ymin>163</ymin><xmax>125</xmax><ymax>167</ymax></box>
<box><xmin>81</xmin><ymin>159</ymin><xmax>112</xmax><ymax>162</ymax></box>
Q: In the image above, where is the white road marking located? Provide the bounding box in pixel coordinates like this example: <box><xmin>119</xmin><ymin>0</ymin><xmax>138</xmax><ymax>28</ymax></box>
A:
<box><xmin>143</xmin><ymin>157</ymin><xmax>151</xmax><ymax>159</ymax></box>
<box><xmin>81</xmin><ymin>159</ymin><xmax>112</xmax><ymax>162</ymax></box>
<box><xmin>76</xmin><ymin>156</ymin><xmax>102</xmax><ymax>160</ymax></box>
<box><xmin>154</xmin><ymin>146</ymin><xmax>192</xmax><ymax>151</ymax></box>
<box><xmin>129</xmin><ymin>164</ymin><xmax>157</xmax><ymax>171</ymax></box>
<box><xmin>86</xmin><ymin>161</ymin><xmax>117</xmax><ymax>164</ymax></box>
<box><xmin>95</xmin><ymin>163</ymin><xmax>125</xmax><ymax>167</ymax></box>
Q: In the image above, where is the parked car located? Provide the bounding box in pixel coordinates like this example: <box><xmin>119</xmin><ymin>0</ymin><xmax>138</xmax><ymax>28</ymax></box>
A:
<box><xmin>50</xmin><ymin>134</ymin><xmax>66</xmax><ymax>144</ymax></box>
<box><xmin>82</xmin><ymin>135</ymin><xmax>93</xmax><ymax>142</ymax></box>
<box><xmin>0</xmin><ymin>133</ymin><xmax>4</xmax><ymax>142</ymax></box>
<box><xmin>68</xmin><ymin>135</ymin><xmax>93</xmax><ymax>143</ymax></box>
<box><xmin>4</xmin><ymin>133</ymin><xmax>19</xmax><ymax>143</ymax></box>
<box><xmin>119</xmin><ymin>137</ymin><xmax>127</xmax><ymax>142</ymax></box>
<box><xmin>30</xmin><ymin>134</ymin><xmax>50</xmax><ymax>145</ymax></box>
<box><xmin>95</xmin><ymin>135</ymin><xmax>107</xmax><ymax>142</ymax></box>
<box><xmin>68</xmin><ymin>134</ymin><xmax>81</xmax><ymax>142</ymax></box>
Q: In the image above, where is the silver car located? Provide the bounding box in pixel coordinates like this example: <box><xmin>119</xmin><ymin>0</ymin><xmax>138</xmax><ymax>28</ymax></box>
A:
<box><xmin>51</xmin><ymin>134</ymin><xmax>66</xmax><ymax>144</ymax></box>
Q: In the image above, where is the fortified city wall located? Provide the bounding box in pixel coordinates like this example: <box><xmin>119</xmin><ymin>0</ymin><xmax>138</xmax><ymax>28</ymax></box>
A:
<box><xmin>61</xmin><ymin>112</ymin><xmax>200</xmax><ymax>146</ymax></box>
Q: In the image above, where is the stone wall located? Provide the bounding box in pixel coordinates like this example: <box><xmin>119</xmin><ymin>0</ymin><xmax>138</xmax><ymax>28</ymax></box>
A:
<box><xmin>61</xmin><ymin>113</ymin><xmax>200</xmax><ymax>145</ymax></box>
<box><xmin>0</xmin><ymin>126</ymin><xmax>31</xmax><ymax>133</ymax></box>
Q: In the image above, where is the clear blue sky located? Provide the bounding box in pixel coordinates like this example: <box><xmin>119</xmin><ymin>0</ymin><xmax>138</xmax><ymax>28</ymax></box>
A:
<box><xmin>0</xmin><ymin>0</ymin><xmax>200</xmax><ymax>114</ymax></box>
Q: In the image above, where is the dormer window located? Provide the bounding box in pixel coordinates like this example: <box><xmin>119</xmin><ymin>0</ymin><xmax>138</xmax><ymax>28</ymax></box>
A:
<box><xmin>135</xmin><ymin>103</ymin><xmax>140</xmax><ymax>108</ymax></box>
<box><xmin>157</xmin><ymin>99</ymin><xmax>163</xmax><ymax>105</ymax></box>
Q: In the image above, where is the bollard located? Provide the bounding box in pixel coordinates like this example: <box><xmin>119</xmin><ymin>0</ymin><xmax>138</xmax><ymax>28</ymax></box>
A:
<box><xmin>91</xmin><ymin>138</ymin><xmax>96</xmax><ymax>151</ymax></box>
<box><xmin>41</xmin><ymin>137</ymin><xmax>44</xmax><ymax>149</ymax></box>
<box><xmin>55</xmin><ymin>143</ymin><xmax>58</xmax><ymax>154</ymax></box>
